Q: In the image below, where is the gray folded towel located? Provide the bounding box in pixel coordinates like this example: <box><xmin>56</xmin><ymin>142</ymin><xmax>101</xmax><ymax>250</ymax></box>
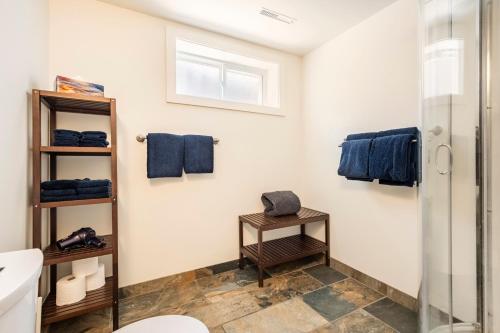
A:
<box><xmin>261</xmin><ymin>191</ymin><xmax>301</xmax><ymax>217</ymax></box>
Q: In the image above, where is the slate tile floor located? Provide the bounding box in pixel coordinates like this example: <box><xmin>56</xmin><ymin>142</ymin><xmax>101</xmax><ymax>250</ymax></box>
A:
<box><xmin>48</xmin><ymin>255</ymin><xmax>418</xmax><ymax>333</ymax></box>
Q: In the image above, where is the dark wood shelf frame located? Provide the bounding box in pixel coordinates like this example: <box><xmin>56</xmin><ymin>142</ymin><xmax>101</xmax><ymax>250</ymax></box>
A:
<box><xmin>40</xmin><ymin>146</ymin><xmax>112</xmax><ymax>156</ymax></box>
<box><xmin>42</xmin><ymin>277</ymin><xmax>114</xmax><ymax>326</ymax></box>
<box><xmin>32</xmin><ymin>89</ymin><xmax>119</xmax><ymax>330</ymax></box>
<box><xmin>239</xmin><ymin>207</ymin><xmax>330</xmax><ymax>287</ymax></box>
<box><xmin>43</xmin><ymin>235</ymin><xmax>113</xmax><ymax>266</ymax></box>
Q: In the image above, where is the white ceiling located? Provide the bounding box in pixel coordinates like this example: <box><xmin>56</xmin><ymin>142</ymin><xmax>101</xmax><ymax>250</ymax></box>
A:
<box><xmin>99</xmin><ymin>0</ymin><xmax>398</xmax><ymax>55</ymax></box>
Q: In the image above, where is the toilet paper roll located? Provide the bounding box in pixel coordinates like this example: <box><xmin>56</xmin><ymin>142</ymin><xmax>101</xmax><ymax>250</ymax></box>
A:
<box><xmin>86</xmin><ymin>263</ymin><xmax>105</xmax><ymax>291</ymax></box>
<box><xmin>72</xmin><ymin>257</ymin><xmax>98</xmax><ymax>277</ymax></box>
<box><xmin>56</xmin><ymin>275</ymin><xmax>86</xmax><ymax>306</ymax></box>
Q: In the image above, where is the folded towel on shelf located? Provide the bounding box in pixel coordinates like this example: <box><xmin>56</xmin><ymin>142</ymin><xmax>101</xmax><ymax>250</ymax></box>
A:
<box><xmin>41</xmin><ymin>195</ymin><xmax>79</xmax><ymax>202</ymax></box>
<box><xmin>77</xmin><ymin>179</ymin><xmax>111</xmax><ymax>188</ymax></box>
<box><xmin>53</xmin><ymin>129</ymin><xmax>81</xmax><ymax>139</ymax></box>
<box><xmin>368</xmin><ymin>134</ymin><xmax>415</xmax><ymax>183</ymax></box>
<box><xmin>79</xmin><ymin>140</ymin><xmax>109</xmax><ymax>147</ymax></box>
<box><xmin>41</xmin><ymin>189</ymin><xmax>77</xmax><ymax>196</ymax></box>
<box><xmin>77</xmin><ymin>186</ymin><xmax>111</xmax><ymax>195</ymax></box>
<box><xmin>338</xmin><ymin>139</ymin><xmax>372</xmax><ymax>180</ymax></box>
<box><xmin>77</xmin><ymin>192</ymin><xmax>110</xmax><ymax>200</ymax></box>
<box><xmin>184</xmin><ymin>135</ymin><xmax>214</xmax><ymax>174</ymax></box>
<box><xmin>147</xmin><ymin>133</ymin><xmax>185</xmax><ymax>178</ymax></box>
<box><xmin>53</xmin><ymin>139</ymin><xmax>80</xmax><ymax>147</ymax></box>
<box><xmin>41</xmin><ymin>180</ymin><xmax>80</xmax><ymax>190</ymax></box>
<box><xmin>261</xmin><ymin>191</ymin><xmax>301</xmax><ymax>217</ymax></box>
<box><xmin>81</xmin><ymin>131</ymin><xmax>107</xmax><ymax>139</ymax></box>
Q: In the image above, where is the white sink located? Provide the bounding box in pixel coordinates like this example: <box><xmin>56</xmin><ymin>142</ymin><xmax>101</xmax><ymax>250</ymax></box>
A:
<box><xmin>0</xmin><ymin>249</ymin><xmax>43</xmax><ymax>333</ymax></box>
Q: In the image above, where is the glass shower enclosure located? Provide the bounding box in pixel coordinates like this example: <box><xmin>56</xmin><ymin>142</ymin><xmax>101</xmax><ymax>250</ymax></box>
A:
<box><xmin>419</xmin><ymin>0</ymin><xmax>495</xmax><ymax>332</ymax></box>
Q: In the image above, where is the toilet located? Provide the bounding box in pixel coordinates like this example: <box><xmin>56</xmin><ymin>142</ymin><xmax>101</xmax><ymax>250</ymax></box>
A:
<box><xmin>0</xmin><ymin>249</ymin><xmax>43</xmax><ymax>333</ymax></box>
<box><xmin>114</xmin><ymin>315</ymin><xmax>209</xmax><ymax>333</ymax></box>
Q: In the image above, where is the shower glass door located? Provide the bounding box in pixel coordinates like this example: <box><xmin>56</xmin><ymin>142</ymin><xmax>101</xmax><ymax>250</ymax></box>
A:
<box><xmin>420</xmin><ymin>0</ymin><xmax>482</xmax><ymax>332</ymax></box>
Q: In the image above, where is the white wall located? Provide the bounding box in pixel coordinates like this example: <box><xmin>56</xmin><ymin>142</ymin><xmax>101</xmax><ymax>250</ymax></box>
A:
<box><xmin>49</xmin><ymin>0</ymin><xmax>304</xmax><ymax>287</ymax></box>
<box><xmin>301</xmin><ymin>0</ymin><xmax>420</xmax><ymax>297</ymax></box>
<box><xmin>0</xmin><ymin>0</ymin><xmax>49</xmax><ymax>252</ymax></box>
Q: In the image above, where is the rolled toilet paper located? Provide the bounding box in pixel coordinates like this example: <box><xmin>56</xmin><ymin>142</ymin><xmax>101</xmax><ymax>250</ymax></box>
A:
<box><xmin>86</xmin><ymin>263</ymin><xmax>105</xmax><ymax>291</ymax></box>
<box><xmin>72</xmin><ymin>257</ymin><xmax>98</xmax><ymax>277</ymax></box>
<box><xmin>56</xmin><ymin>275</ymin><xmax>86</xmax><ymax>306</ymax></box>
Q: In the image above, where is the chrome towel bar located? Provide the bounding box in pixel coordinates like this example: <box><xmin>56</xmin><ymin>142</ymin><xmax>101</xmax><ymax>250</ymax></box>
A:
<box><xmin>136</xmin><ymin>134</ymin><xmax>220</xmax><ymax>145</ymax></box>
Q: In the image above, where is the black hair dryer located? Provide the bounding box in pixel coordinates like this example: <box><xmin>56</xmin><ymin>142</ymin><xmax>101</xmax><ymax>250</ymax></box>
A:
<box><xmin>56</xmin><ymin>227</ymin><xmax>105</xmax><ymax>250</ymax></box>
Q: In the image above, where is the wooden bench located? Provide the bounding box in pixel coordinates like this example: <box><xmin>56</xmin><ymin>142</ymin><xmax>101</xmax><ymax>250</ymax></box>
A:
<box><xmin>239</xmin><ymin>207</ymin><xmax>330</xmax><ymax>287</ymax></box>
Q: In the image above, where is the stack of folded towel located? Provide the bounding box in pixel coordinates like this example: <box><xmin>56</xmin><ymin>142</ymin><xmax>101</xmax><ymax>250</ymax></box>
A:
<box><xmin>261</xmin><ymin>191</ymin><xmax>301</xmax><ymax>217</ymax></box>
<box><xmin>51</xmin><ymin>129</ymin><xmax>109</xmax><ymax>147</ymax></box>
<box><xmin>41</xmin><ymin>179</ymin><xmax>112</xmax><ymax>202</ymax></box>
<box><xmin>338</xmin><ymin>127</ymin><xmax>419</xmax><ymax>187</ymax></box>
<box><xmin>53</xmin><ymin>130</ymin><xmax>81</xmax><ymax>147</ymax></box>
<box><xmin>80</xmin><ymin>131</ymin><xmax>109</xmax><ymax>147</ymax></box>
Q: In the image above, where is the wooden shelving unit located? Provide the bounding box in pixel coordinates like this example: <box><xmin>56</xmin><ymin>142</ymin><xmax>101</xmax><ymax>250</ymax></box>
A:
<box><xmin>32</xmin><ymin>90</ymin><xmax>119</xmax><ymax>330</ymax></box>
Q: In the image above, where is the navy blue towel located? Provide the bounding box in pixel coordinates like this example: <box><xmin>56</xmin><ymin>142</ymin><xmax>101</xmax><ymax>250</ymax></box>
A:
<box><xmin>77</xmin><ymin>179</ymin><xmax>111</xmax><ymax>188</ymax></box>
<box><xmin>81</xmin><ymin>131</ymin><xmax>107</xmax><ymax>139</ymax></box>
<box><xmin>147</xmin><ymin>133</ymin><xmax>185</xmax><ymax>178</ymax></box>
<box><xmin>77</xmin><ymin>192</ymin><xmax>110</xmax><ymax>200</ymax></box>
<box><xmin>77</xmin><ymin>186</ymin><xmax>111</xmax><ymax>195</ymax></box>
<box><xmin>338</xmin><ymin>139</ymin><xmax>372</xmax><ymax>179</ymax></box>
<box><xmin>80</xmin><ymin>140</ymin><xmax>109</xmax><ymax>147</ymax></box>
<box><xmin>41</xmin><ymin>195</ymin><xmax>79</xmax><ymax>202</ymax></box>
<box><xmin>184</xmin><ymin>135</ymin><xmax>214</xmax><ymax>174</ymax></box>
<box><xmin>41</xmin><ymin>189</ymin><xmax>77</xmax><ymax>196</ymax></box>
<box><xmin>346</xmin><ymin>132</ymin><xmax>377</xmax><ymax>141</ymax></box>
<box><xmin>53</xmin><ymin>129</ymin><xmax>81</xmax><ymax>139</ymax></box>
<box><xmin>368</xmin><ymin>134</ymin><xmax>415</xmax><ymax>183</ymax></box>
<box><xmin>41</xmin><ymin>180</ymin><xmax>80</xmax><ymax>190</ymax></box>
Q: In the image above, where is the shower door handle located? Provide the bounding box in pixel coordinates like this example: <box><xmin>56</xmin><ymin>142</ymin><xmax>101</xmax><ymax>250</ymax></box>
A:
<box><xmin>435</xmin><ymin>144</ymin><xmax>453</xmax><ymax>175</ymax></box>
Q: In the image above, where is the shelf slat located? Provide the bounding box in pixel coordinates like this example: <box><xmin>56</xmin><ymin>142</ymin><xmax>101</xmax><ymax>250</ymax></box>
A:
<box><xmin>242</xmin><ymin>235</ymin><xmax>327</xmax><ymax>268</ymax></box>
<box><xmin>43</xmin><ymin>235</ymin><xmax>113</xmax><ymax>266</ymax></box>
<box><xmin>40</xmin><ymin>146</ymin><xmax>112</xmax><ymax>156</ymax></box>
<box><xmin>42</xmin><ymin>277</ymin><xmax>113</xmax><ymax>325</ymax></box>
<box><xmin>38</xmin><ymin>90</ymin><xmax>112</xmax><ymax>115</ymax></box>
<box><xmin>39</xmin><ymin>197</ymin><xmax>113</xmax><ymax>209</ymax></box>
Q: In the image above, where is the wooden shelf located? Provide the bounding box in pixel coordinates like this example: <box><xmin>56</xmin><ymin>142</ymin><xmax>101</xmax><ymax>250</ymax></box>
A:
<box><xmin>37</xmin><ymin>90</ymin><xmax>112</xmax><ymax>115</ymax></box>
<box><xmin>40</xmin><ymin>146</ymin><xmax>112</xmax><ymax>156</ymax></box>
<box><xmin>43</xmin><ymin>235</ymin><xmax>113</xmax><ymax>266</ymax></box>
<box><xmin>39</xmin><ymin>197</ymin><xmax>113</xmax><ymax>209</ymax></box>
<box><xmin>42</xmin><ymin>277</ymin><xmax>113</xmax><ymax>326</ymax></box>
<box><xmin>242</xmin><ymin>235</ymin><xmax>328</xmax><ymax>268</ymax></box>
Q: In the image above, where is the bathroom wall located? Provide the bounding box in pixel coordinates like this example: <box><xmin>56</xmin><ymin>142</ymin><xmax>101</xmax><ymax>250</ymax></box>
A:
<box><xmin>301</xmin><ymin>0</ymin><xmax>420</xmax><ymax>297</ymax></box>
<box><xmin>0</xmin><ymin>0</ymin><xmax>49</xmax><ymax>252</ymax></box>
<box><xmin>48</xmin><ymin>0</ymin><xmax>304</xmax><ymax>287</ymax></box>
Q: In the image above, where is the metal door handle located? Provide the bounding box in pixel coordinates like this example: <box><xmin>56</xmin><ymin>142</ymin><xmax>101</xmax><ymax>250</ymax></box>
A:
<box><xmin>435</xmin><ymin>144</ymin><xmax>453</xmax><ymax>175</ymax></box>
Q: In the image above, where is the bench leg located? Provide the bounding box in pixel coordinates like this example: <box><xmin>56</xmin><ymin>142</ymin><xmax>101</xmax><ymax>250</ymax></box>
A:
<box><xmin>239</xmin><ymin>219</ymin><xmax>245</xmax><ymax>269</ymax></box>
<box><xmin>258</xmin><ymin>265</ymin><xmax>264</xmax><ymax>287</ymax></box>
<box><xmin>325</xmin><ymin>217</ymin><xmax>330</xmax><ymax>266</ymax></box>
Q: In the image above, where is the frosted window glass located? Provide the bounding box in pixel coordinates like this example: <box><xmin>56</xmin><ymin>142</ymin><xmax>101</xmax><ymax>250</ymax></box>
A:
<box><xmin>224</xmin><ymin>70</ymin><xmax>262</xmax><ymax>105</ymax></box>
<box><xmin>176</xmin><ymin>58</ymin><xmax>221</xmax><ymax>99</ymax></box>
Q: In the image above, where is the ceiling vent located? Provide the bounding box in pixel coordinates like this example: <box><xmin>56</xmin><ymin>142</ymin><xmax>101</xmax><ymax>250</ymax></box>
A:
<box><xmin>259</xmin><ymin>8</ymin><xmax>296</xmax><ymax>24</ymax></box>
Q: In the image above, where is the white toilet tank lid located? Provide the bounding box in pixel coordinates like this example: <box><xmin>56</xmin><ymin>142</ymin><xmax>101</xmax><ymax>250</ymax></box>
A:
<box><xmin>0</xmin><ymin>249</ymin><xmax>43</xmax><ymax>317</ymax></box>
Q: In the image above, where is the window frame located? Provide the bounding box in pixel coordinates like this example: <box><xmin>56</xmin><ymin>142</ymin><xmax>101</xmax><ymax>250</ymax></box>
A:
<box><xmin>166</xmin><ymin>27</ymin><xmax>283</xmax><ymax>116</ymax></box>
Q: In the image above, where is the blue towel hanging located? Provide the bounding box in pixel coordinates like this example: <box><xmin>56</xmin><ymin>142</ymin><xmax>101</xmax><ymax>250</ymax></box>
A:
<box><xmin>147</xmin><ymin>133</ymin><xmax>185</xmax><ymax>178</ymax></box>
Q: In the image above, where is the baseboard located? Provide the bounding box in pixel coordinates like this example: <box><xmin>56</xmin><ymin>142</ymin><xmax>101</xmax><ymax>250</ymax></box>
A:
<box><xmin>329</xmin><ymin>257</ymin><xmax>418</xmax><ymax>312</ymax></box>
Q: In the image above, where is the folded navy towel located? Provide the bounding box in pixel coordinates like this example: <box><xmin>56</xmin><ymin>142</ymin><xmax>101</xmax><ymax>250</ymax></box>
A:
<box><xmin>77</xmin><ymin>192</ymin><xmax>110</xmax><ymax>200</ymax></box>
<box><xmin>41</xmin><ymin>189</ymin><xmax>77</xmax><ymax>196</ymax></box>
<box><xmin>184</xmin><ymin>135</ymin><xmax>214</xmax><ymax>174</ymax></box>
<box><xmin>81</xmin><ymin>131</ymin><xmax>107</xmax><ymax>139</ymax></box>
<box><xmin>53</xmin><ymin>139</ymin><xmax>80</xmax><ymax>147</ymax></box>
<box><xmin>368</xmin><ymin>134</ymin><xmax>415</xmax><ymax>182</ymax></box>
<box><xmin>41</xmin><ymin>180</ymin><xmax>80</xmax><ymax>190</ymax></box>
<box><xmin>147</xmin><ymin>133</ymin><xmax>185</xmax><ymax>178</ymax></box>
<box><xmin>80</xmin><ymin>140</ymin><xmax>109</xmax><ymax>147</ymax></box>
<box><xmin>41</xmin><ymin>195</ymin><xmax>79</xmax><ymax>202</ymax></box>
<box><xmin>53</xmin><ymin>129</ymin><xmax>81</xmax><ymax>138</ymax></box>
<box><xmin>77</xmin><ymin>179</ymin><xmax>111</xmax><ymax>188</ymax></box>
<box><xmin>261</xmin><ymin>191</ymin><xmax>301</xmax><ymax>217</ymax></box>
<box><xmin>338</xmin><ymin>139</ymin><xmax>372</xmax><ymax>179</ymax></box>
<box><xmin>77</xmin><ymin>186</ymin><xmax>111</xmax><ymax>195</ymax></box>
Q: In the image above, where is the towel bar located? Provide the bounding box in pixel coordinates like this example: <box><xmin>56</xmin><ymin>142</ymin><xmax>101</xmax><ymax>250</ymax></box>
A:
<box><xmin>337</xmin><ymin>139</ymin><xmax>417</xmax><ymax>147</ymax></box>
<box><xmin>136</xmin><ymin>134</ymin><xmax>220</xmax><ymax>144</ymax></box>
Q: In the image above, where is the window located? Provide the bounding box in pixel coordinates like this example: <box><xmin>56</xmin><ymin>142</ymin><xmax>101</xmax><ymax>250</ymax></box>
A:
<box><xmin>166</xmin><ymin>30</ymin><xmax>281</xmax><ymax>115</ymax></box>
